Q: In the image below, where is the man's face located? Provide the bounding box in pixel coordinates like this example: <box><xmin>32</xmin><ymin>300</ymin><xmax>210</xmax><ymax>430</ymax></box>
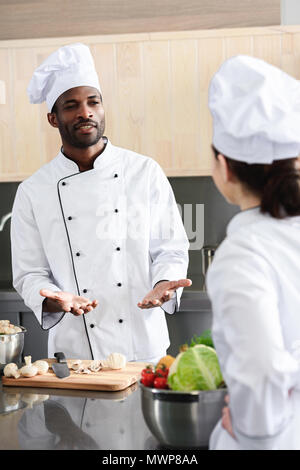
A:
<box><xmin>48</xmin><ymin>86</ymin><xmax>105</xmax><ymax>149</ymax></box>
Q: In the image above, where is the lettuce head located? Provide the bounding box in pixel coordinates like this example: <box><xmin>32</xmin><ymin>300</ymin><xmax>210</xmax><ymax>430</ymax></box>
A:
<box><xmin>167</xmin><ymin>344</ymin><xmax>223</xmax><ymax>391</ymax></box>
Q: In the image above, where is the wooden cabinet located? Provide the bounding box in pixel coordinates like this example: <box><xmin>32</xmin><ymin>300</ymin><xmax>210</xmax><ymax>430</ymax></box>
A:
<box><xmin>1</xmin><ymin>26</ymin><xmax>300</xmax><ymax>180</ymax></box>
<box><xmin>0</xmin><ymin>0</ymin><xmax>280</xmax><ymax>40</ymax></box>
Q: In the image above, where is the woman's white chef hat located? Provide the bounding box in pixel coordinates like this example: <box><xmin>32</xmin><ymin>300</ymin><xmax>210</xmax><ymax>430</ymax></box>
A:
<box><xmin>208</xmin><ymin>55</ymin><xmax>300</xmax><ymax>164</ymax></box>
<box><xmin>27</xmin><ymin>43</ymin><xmax>101</xmax><ymax>112</ymax></box>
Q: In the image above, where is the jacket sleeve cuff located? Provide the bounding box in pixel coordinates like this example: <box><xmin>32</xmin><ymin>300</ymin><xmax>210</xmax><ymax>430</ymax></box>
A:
<box><xmin>153</xmin><ymin>279</ymin><xmax>183</xmax><ymax>315</ymax></box>
<box><xmin>24</xmin><ymin>284</ymin><xmax>65</xmax><ymax>331</ymax></box>
<box><xmin>41</xmin><ymin>310</ymin><xmax>65</xmax><ymax>331</ymax></box>
<box><xmin>160</xmin><ymin>291</ymin><xmax>178</xmax><ymax>315</ymax></box>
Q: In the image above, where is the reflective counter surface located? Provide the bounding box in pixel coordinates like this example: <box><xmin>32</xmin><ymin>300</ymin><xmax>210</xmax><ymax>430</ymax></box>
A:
<box><xmin>0</xmin><ymin>380</ymin><xmax>159</xmax><ymax>450</ymax></box>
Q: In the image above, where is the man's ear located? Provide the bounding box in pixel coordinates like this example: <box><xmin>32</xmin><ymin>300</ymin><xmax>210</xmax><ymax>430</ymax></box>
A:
<box><xmin>47</xmin><ymin>112</ymin><xmax>59</xmax><ymax>128</ymax></box>
<box><xmin>217</xmin><ymin>153</ymin><xmax>235</xmax><ymax>183</ymax></box>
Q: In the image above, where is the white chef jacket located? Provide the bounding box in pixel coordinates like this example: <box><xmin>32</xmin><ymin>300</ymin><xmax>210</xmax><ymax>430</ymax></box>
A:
<box><xmin>11</xmin><ymin>139</ymin><xmax>189</xmax><ymax>361</ymax></box>
<box><xmin>207</xmin><ymin>207</ymin><xmax>300</xmax><ymax>450</ymax></box>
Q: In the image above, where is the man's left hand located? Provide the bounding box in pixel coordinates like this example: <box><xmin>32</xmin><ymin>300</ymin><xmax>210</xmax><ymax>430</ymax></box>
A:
<box><xmin>137</xmin><ymin>279</ymin><xmax>192</xmax><ymax>309</ymax></box>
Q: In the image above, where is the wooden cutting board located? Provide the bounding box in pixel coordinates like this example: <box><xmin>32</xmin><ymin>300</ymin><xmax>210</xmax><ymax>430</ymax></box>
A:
<box><xmin>2</xmin><ymin>359</ymin><xmax>148</xmax><ymax>392</ymax></box>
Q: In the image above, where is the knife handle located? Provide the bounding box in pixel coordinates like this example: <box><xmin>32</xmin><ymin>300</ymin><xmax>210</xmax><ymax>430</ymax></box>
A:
<box><xmin>54</xmin><ymin>352</ymin><xmax>67</xmax><ymax>363</ymax></box>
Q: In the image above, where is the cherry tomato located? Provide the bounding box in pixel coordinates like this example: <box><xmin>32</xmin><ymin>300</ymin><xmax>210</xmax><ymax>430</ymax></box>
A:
<box><xmin>155</xmin><ymin>364</ymin><xmax>169</xmax><ymax>378</ymax></box>
<box><xmin>153</xmin><ymin>375</ymin><xmax>168</xmax><ymax>389</ymax></box>
<box><xmin>141</xmin><ymin>365</ymin><xmax>155</xmax><ymax>387</ymax></box>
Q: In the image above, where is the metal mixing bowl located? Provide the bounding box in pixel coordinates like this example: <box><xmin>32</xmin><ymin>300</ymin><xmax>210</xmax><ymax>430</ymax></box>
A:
<box><xmin>0</xmin><ymin>326</ymin><xmax>26</xmax><ymax>371</ymax></box>
<box><xmin>140</xmin><ymin>381</ymin><xmax>227</xmax><ymax>449</ymax></box>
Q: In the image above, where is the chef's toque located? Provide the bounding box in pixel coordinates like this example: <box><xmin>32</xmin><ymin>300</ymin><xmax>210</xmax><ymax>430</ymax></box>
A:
<box><xmin>27</xmin><ymin>43</ymin><xmax>101</xmax><ymax>112</ymax></box>
<box><xmin>208</xmin><ymin>55</ymin><xmax>300</xmax><ymax>164</ymax></box>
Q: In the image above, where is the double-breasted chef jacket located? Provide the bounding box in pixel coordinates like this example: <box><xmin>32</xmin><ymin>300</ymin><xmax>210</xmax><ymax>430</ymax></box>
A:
<box><xmin>207</xmin><ymin>207</ymin><xmax>300</xmax><ymax>450</ymax></box>
<box><xmin>11</xmin><ymin>138</ymin><xmax>189</xmax><ymax>361</ymax></box>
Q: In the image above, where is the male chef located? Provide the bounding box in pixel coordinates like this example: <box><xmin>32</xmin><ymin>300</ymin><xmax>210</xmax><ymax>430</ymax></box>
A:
<box><xmin>11</xmin><ymin>43</ymin><xmax>191</xmax><ymax>362</ymax></box>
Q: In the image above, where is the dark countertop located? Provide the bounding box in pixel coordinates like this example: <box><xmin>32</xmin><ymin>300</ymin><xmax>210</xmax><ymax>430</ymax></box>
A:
<box><xmin>0</xmin><ymin>380</ymin><xmax>160</xmax><ymax>450</ymax></box>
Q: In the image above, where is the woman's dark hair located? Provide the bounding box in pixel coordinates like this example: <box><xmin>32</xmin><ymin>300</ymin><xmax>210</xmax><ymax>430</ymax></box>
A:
<box><xmin>212</xmin><ymin>145</ymin><xmax>300</xmax><ymax>219</ymax></box>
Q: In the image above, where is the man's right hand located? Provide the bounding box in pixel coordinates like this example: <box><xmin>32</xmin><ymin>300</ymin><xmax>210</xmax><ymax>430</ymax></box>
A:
<box><xmin>40</xmin><ymin>289</ymin><xmax>98</xmax><ymax>316</ymax></box>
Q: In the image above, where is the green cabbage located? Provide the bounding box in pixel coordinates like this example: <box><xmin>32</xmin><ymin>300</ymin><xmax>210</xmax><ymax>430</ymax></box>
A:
<box><xmin>167</xmin><ymin>344</ymin><xmax>223</xmax><ymax>391</ymax></box>
<box><xmin>189</xmin><ymin>329</ymin><xmax>214</xmax><ymax>349</ymax></box>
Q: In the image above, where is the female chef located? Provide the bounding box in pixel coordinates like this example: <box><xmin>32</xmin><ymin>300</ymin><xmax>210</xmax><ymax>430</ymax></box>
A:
<box><xmin>206</xmin><ymin>55</ymin><xmax>300</xmax><ymax>450</ymax></box>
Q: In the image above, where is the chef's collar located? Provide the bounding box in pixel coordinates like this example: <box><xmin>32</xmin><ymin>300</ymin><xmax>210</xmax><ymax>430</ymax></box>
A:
<box><xmin>58</xmin><ymin>136</ymin><xmax>116</xmax><ymax>172</ymax></box>
<box><xmin>226</xmin><ymin>206</ymin><xmax>267</xmax><ymax>236</ymax></box>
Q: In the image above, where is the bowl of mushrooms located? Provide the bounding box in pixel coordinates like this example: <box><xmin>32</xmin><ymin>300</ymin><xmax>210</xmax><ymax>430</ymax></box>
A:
<box><xmin>0</xmin><ymin>320</ymin><xmax>26</xmax><ymax>371</ymax></box>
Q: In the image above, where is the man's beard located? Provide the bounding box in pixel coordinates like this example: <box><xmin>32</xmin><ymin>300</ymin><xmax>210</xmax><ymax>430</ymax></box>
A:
<box><xmin>58</xmin><ymin>119</ymin><xmax>105</xmax><ymax>149</ymax></box>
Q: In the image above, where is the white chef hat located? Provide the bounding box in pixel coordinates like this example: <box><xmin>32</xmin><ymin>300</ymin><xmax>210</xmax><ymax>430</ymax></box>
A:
<box><xmin>208</xmin><ymin>55</ymin><xmax>300</xmax><ymax>164</ymax></box>
<box><xmin>27</xmin><ymin>43</ymin><xmax>101</xmax><ymax>112</ymax></box>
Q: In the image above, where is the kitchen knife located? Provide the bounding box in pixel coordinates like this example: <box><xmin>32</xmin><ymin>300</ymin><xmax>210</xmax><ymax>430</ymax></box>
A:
<box><xmin>52</xmin><ymin>352</ymin><xmax>70</xmax><ymax>379</ymax></box>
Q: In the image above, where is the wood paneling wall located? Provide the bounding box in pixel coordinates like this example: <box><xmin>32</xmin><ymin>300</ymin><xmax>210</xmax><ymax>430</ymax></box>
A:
<box><xmin>0</xmin><ymin>0</ymin><xmax>280</xmax><ymax>40</ymax></box>
<box><xmin>1</xmin><ymin>26</ymin><xmax>300</xmax><ymax>181</ymax></box>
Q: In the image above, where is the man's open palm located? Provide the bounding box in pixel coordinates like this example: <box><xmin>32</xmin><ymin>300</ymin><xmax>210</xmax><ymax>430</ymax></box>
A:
<box><xmin>40</xmin><ymin>289</ymin><xmax>98</xmax><ymax>316</ymax></box>
<box><xmin>137</xmin><ymin>279</ymin><xmax>192</xmax><ymax>309</ymax></box>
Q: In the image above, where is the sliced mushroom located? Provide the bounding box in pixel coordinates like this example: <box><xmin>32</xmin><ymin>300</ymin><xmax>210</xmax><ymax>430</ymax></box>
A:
<box><xmin>88</xmin><ymin>360</ymin><xmax>102</xmax><ymax>372</ymax></box>
<box><xmin>71</xmin><ymin>360</ymin><xmax>82</xmax><ymax>371</ymax></box>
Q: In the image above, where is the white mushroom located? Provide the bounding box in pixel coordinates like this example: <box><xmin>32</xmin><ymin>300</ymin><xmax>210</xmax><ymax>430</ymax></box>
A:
<box><xmin>102</xmin><ymin>353</ymin><xmax>126</xmax><ymax>370</ymax></box>
<box><xmin>33</xmin><ymin>360</ymin><xmax>49</xmax><ymax>375</ymax></box>
<box><xmin>19</xmin><ymin>365</ymin><xmax>38</xmax><ymax>377</ymax></box>
<box><xmin>3</xmin><ymin>363</ymin><xmax>20</xmax><ymax>378</ymax></box>
<box><xmin>24</xmin><ymin>355</ymin><xmax>32</xmax><ymax>366</ymax></box>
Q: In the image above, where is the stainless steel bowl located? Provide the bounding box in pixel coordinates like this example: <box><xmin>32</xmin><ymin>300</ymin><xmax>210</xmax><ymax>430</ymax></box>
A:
<box><xmin>0</xmin><ymin>326</ymin><xmax>26</xmax><ymax>370</ymax></box>
<box><xmin>140</xmin><ymin>381</ymin><xmax>227</xmax><ymax>449</ymax></box>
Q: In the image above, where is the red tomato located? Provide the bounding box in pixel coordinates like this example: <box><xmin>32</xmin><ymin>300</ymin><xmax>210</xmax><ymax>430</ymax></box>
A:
<box><xmin>141</xmin><ymin>366</ymin><xmax>155</xmax><ymax>387</ymax></box>
<box><xmin>155</xmin><ymin>364</ymin><xmax>169</xmax><ymax>378</ymax></box>
<box><xmin>153</xmin><ymin>375</ymin><xmax>168</xmax><ymax>389</ymax></box>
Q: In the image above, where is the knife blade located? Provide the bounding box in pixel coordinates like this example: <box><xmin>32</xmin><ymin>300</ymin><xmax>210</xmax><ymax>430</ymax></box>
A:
<box><xmin>52</xmin><ymin>352</ymin><xmax>70</xmax><ymax>379</ymax></box>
